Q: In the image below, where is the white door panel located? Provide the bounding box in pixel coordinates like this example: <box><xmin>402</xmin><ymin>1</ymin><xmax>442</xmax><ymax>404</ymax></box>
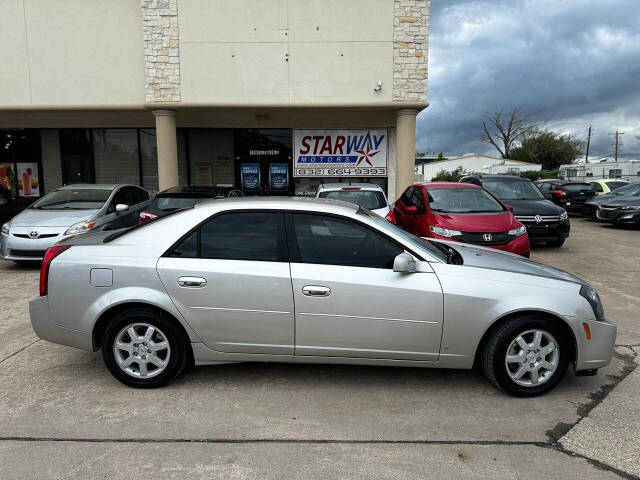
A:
<box><xmin>157</xmin><ymin>257</ymin><xmax>294</xmax><ymax>356</ymax></box>
<box><xmin>291</xmin><ymin>263</ymin><xmax>443</xmax><ymax>361</ymax></box>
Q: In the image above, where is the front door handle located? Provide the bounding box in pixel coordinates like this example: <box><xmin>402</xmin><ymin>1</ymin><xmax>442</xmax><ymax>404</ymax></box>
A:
<box><xmin>302</xmin><ymin>285</ymin><xmax>331</xmax><ymax>297</ymax></box>
<box><xmin>178</xmin><ymin>276</ymin><xmax>207</xmax><ymax>288</ymax></box>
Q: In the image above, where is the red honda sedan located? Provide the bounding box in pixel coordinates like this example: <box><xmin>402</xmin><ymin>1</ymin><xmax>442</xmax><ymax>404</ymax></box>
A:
<box><xmin>394</xmin><ymin>182</ymin><xmax>530</xmax><ymax>257</ymax></box>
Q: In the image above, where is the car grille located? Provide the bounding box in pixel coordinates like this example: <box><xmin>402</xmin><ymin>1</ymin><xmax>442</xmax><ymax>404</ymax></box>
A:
<box><xmin>12</xmin><ymin>233</ymin><xmax>59</xmax><ymax>239</ymax></box>
<box><xmin>459</xmin><ymin>231</ymin><xmax>511</xmax><ymax>245</ymax></box>
<box><xmin>597</xmin><ymin>206</ymin><xmax>619</xmax><ymax>220</ymax></box>
<box><xmin>9</xmin><ymin>249</ymin><xmax>46</xmax><ymax>258</ymax></box>
<box><xmin>515</xmin><ymin>215</ymin><xmax>561</xmax><ymax>223</ymax></box>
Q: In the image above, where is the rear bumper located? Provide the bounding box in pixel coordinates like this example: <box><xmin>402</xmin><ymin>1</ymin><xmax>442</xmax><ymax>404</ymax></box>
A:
<box><xmin>29</xmin><ymin>295</ymin><xmax>94</xmax><ymax>351</ymax></box>
<box><xmin>523</xmin><ymin>220</ymin><xmax>570</xmax><ymax>241</ymax></box>
<box><xmin>568</xmin><ymin>316</ymin><xmax>617</xmax><ymax>372</ymax></box>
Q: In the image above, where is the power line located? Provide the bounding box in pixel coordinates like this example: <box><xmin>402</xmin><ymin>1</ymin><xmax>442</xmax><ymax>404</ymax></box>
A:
<box><xmin>585</xmin><ymin>125</ymin><xmax>591</xmax><ymax>163</ymax></box>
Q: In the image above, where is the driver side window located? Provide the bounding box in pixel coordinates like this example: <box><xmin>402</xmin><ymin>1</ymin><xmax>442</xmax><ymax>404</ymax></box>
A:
<box><xmin>291</xmin><ymin>213</ymin><xmax>403</xmax><ymax>269</ymax></box>
<box><xmin>107</xmin><ymin>188</ymin><xmax>131</xmax><ymax>213</ymax></box>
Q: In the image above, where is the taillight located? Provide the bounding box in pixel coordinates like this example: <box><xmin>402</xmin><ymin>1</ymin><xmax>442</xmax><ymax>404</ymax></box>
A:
<box><xmin>139</xmin><ymin>210</ymin><xmax>158</xmax><ymax>223</ymax></box>
<box><xmin>40</xmin><ymin>245</ymin><xmax>70</xmax><ymax>296</ymax></box>
<box><xmin>551</xmin><ymin>189</ymin><xmax>567</xmax><ymax>198</ymax></box>
<box><xmin>385</xmin><ymin>210</ymin><xmax>396</xmax><ymax>224</ymax></box>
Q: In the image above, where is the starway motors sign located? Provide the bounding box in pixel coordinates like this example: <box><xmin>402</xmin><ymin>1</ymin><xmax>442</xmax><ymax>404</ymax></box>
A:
<box><xmin>293</xmin><ymin>130</ymin><xmax>388</xmax><ymax>177</ymax></box>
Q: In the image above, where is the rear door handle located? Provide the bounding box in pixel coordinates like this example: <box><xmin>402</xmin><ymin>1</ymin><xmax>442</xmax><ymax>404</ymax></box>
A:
<box><xmin>178</xmin><ymin>276</ymin><xmax>207</xmax><ymax>288</ymax></box>
<box><xmin>302</xmin><ymin>285</ymin><xmax>331</xmax><ymax>297</ymax></box>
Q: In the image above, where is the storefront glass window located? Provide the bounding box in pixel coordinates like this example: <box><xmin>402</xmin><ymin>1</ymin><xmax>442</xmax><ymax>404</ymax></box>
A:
<box><xmin>92</xmin><ymin>129</ymin><xmax>140</xmax><ymax>185</ymax></box>
<box><xmin>60</xmin><ymin>129</ymin><xmax>93</xmax><ymax>185</ymax></box>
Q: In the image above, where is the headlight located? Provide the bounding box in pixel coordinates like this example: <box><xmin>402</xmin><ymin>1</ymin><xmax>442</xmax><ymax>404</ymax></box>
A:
<box><xmin>580</xmin><ymin>284</ymin><xmax>605</xmax><ymax>322</ymax></box>
<box><xmin>64</xmin><ymin>220</ymin><xmax>96</xmax><ymax>235</ymax></box>
<box><xmin>429</xmin><ymin>225</ymin><xmax>462</xmax><ymax>237</ymax></box>
<box><xmin>508</xmin><ymin>225</ymin><xmax>527</xmax><ymax>237</ymax></box>
<box><xmin>619</xmin><ymin>205</ymin><xmax>640</xmax><ymax>210</ymax></box>
<box><xmin>1</xmin><ymin>222</ymin><xmax>9</xmax><ymax>235</ymax></box>
<box><xmin>559</xmin><ymin>210</ymin><xmax>568</xmax><ymax>221</ymax></box>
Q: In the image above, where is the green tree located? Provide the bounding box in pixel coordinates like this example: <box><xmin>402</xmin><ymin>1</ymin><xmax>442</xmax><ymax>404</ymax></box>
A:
<box><xmin>431</xmin><ymin>166</ymin><xmax>465</xmax><ymax>182</ymax></box>
<box><xmin>509</xmin><ymin>129</ymin><xmax>584</xmax><ymax>170</ymax></box>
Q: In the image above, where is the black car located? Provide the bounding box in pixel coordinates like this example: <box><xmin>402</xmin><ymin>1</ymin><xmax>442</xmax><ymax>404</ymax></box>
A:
<box><xmin>139</xmin><ymin>186</ymin><xmax>244</xmax><ymax>222</ymax></box>
<box><xmin>582</xmin><ymin>183</ymin><xmax>640</xmax><ymax>219</ymax></box>
<box><xmin>460</xmin><ymin>175</ymin><xmax>570</xmax><ymax>246</ymax></box>
<box><xmin>534</xmin><ymin>180</ymin><xmax>595</xmax><ymax>214</ymax></box>
<box><xmin>0</xmin><ymin>186</ymin><xmax>33</xmax><ymax>227</ymax></box>
<box><xmin>595</xmin><ymin>195</ymin><xmax>640</xmax><ymax>226</ymax></box>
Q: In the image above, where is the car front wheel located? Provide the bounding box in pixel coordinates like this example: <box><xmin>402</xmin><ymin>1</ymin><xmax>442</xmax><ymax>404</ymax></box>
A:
<box><xmin>481</xmin><ymin>315</ymin><xmax>569</xmax><ymax>397</ymax></box>
<box><xmin>102</xmin><ymin>309</ymin><xmax>189</xmax><ymax>388</ymax></box>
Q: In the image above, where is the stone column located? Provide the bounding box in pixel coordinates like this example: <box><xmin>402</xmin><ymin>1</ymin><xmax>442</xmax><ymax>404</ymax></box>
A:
<box><xmin>395</xmin><ymin>109</ymin><xmax>419</xmax><ymax>199</ymax></box>
<box><xmin>153</xmin><ymin>110</ymin><xmax>179</xmax><ymax>190</ymax></box>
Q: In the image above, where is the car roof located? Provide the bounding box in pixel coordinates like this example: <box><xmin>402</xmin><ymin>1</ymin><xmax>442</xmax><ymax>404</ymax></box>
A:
<box><xmin>416</xmin><ymin>182</ymin><xmax>480</xmax><ymax>189</ymax></box>
<box><xmin>158</xmin><ymin>185</ymin><xmax>238</xmax><ymax>195</ymax></box>
<box><xmin>470</xmin><ymin>175</ymin><xmax>530</xmax><ymax>182</ymax></box>
<box><xmin>318</xmin><ymin>183</ymin><xmax>383</xmax><ymax>190</ymax></box>
<box><xmin>58</xmin><ymin>184</ymin><xmax>120</xmax><ymax>190</ymax></box>
<box><xmin>193</xmin><ymin>196</ymin><xmax>360</xmax><ymax>213</ymax></box>
<box><xmin>591</xmin><ymin>178</ymin><xmax>630</xmax><ymax>183</ymax></box>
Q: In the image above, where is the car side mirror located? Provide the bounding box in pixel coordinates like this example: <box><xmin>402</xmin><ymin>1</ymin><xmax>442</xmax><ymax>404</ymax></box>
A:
<box><xmin>393</xmin><ymin>252</ymin><xmax>417</xmax><ymax>273</ymax></box>
<box><xmin>115</xmin><ymin>204</ymin><xmax>129</xmax><ymax>214</ymax></box>
<box><xmin>405</xmin><ymin>205</ymin><xmax>418</xmax><ymax>214</ymax></box>
<box><xmin>505</xmin><ymin>205</ymin><xmax>514</xmax><ymax>212</ymax></box>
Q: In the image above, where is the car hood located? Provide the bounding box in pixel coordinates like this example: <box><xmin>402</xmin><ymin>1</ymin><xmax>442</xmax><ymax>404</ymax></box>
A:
<box><xmin>434</xmin><ymin>211</ymin><xmax>518</xmax><ymax>232</ymax></box>
<box><xmin>600</xmin><ymin>196</ymin><xmax>640</xmax><ymax>208</ymax></box>
<box><xmin>10</xmin><ymin>208</ymin><xmax>98</xmax><ymax>227</ymax></box>
<box><xmin>432</xmin><ymin>239</ymin><xmax>584</xmax><ymax>284</ymax></box>
<box><xmin>501</xmin><ymin>199</ymin><xmax>563</xmax><ymax>215</ymax></box>
<box><xmin>585</xmin><ymin>194</ymin><xmax>627</xmax><ymax>206</ymax></box>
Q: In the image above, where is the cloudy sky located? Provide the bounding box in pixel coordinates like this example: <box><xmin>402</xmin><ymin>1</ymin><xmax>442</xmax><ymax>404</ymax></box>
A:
<box><xmin>417</xmin><ymin>0</ymin><xmax>640</xmax><ymax>159</ymax></box>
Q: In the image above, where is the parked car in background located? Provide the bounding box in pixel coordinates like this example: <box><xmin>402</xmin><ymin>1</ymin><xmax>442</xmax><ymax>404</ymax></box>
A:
<box><xmin>460</xmin><ymin>175</ymin><xmax>569</xmax><ymax>247</ymax></box>
<box><xmin>315</xmin><ymin>183</ymin><xmax>394</xmax><ymax>223</ymax></box>
<box><xmin>139</xmin><ymin>186</ymin><xmax>244</xmax><ymax>223</ymax></box>
<box><xmin>1</xmin><ymin>184</ymin><xmax>150</xmax><ymax>262</ymax></box>
<box><xmin>589</xmin><ymin>178</ymin><xmax>630</xmax><ymax>195</ymax></box>
<box><xmin>30</xmin><ymin>197</ymin><xmax>615</xmax><ymax>396</ymax></box>
<box><xmin>534</xmin><ymin>180</ymin><xmax>595</xmax><ymax>214</ymax></box>
<box><xmin>0</xmin><ymin>185</ymin><xmax>33</xmax><ymax>227</ymax></box>
<box><xmin>582</xmin><ymin>183</ymin><xmax>640</xmax><ymax>219</ymax></box>
<box><xmin>394</xmin><ymin>182</ymin><xmax>530</xmax><ymax>257</ymax></box>
<box><xmin>595</xmin><ymin>195</ymin><xmax>640</xmax><ymax>226</ymax></box>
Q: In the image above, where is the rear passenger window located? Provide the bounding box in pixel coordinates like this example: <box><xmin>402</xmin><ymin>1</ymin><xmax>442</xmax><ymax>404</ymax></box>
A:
<box><xmin>170</xmin><ymin>230</ymin><xmax>198</xmax><ymax>258</ymax></box>
<box><xmin>291</xmin><ymin>213</ymin><xmax>403</xmax><ymax>269</ymax></box>
<box><xmin>200</xmin><ymin>212</ymin><xmax>287</xmax><ymax>262</ymax></box>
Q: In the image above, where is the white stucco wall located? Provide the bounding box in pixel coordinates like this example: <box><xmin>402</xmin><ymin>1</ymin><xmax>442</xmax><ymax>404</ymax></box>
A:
<box><xmin>0</xmin><ymin>0</ymin><xmax>145</xmax><ymax>106</ymax></box>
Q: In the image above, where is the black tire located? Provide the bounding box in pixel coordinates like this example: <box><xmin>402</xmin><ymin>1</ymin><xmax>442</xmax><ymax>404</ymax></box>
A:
<box><xmin>548</xmin><ymin>237</ymin><xmax>565</xmax><ymax>247</ymax></box>
<box><xmin>480</xmin><ymin>314</ymin><xmax>570</xmax><ymax>397</ymax></box>
<box><xmin>102</xmin><ymin>308</ymin><xmax>189</xmax><ymax>388</ymax></box>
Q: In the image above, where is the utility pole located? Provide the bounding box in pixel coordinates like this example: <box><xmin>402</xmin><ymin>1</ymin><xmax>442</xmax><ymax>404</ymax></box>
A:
<box><xmin>609</xmin><ymin>129</ymin><xmax>624</xmax><ymax>162</ymax></box>
<box><xmin>585</xmin><ymin>125</ymin><xmax>591</xmax><ymax>163</ymax></box>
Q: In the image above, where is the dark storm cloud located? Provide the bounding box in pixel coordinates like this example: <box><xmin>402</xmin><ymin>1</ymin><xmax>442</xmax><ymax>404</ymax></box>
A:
<box><xmin>418</xmin><ymin>0</ymin><xmax>640</xmax><ymax>158</ymax></box>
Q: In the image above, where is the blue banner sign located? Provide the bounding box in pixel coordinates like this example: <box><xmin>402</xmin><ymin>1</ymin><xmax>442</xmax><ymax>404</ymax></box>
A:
<box><xmin>269</xmin><ymin>163</ymin><xmax>289</xmax><ymax>191</ymax></box>
<box><xmin>241</xmin><ymin>163</ymin><xmax>260</xmax><ymax>191</ymax></box>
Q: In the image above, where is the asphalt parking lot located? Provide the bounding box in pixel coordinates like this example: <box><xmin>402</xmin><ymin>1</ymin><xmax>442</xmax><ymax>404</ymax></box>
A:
<box><xmin>0</xmin><ymin>218</ymin><xmax>638</xmax><ymax>479</ymax></box>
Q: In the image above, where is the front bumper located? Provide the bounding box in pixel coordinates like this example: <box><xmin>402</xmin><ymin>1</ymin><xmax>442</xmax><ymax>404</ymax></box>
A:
<box><xmin>1</xmin><ymin>229</ymin><xmax>68</xmax><ymax>261</ymax></box>
<box><xmin>597</xmin><ymin>210</ymin><xmax>640</xmax><ymax>225</ymax></box>
<box><xmin>29</xmin><ymin>295</ymin><xmax>94</xmax><ymax>350</ymax></box>
<box><xmin>569</xmin><ymin>316</ymin><xmax>617</xmax><ymax>372</ymax></box>
<box><xmin>427</xmin><ymin>231</ymin><xmax>531</xmax><ymax>257</ymax></box>
<box><xmin>523</xmin><ymin>220</ymin><xmax>570</xmax><ymax>241</ymax></box>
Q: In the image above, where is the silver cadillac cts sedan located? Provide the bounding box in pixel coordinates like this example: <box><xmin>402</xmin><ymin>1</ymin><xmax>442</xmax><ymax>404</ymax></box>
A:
<box><xmin>29</xmin><ymin>197</ymin><xmax>616</xmax><ymax>396</ymax></box>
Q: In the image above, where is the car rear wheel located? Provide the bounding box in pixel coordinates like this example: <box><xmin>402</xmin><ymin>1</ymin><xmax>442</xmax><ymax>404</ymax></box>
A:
<box><xmin>102</xmin><ymin>309</ymin><xmax>188</xmax><ymax>388</ymax></box>
<box><xmin>481</xmin><ymin>315</ymin><xmax>569</xmax><ymax>397</ymax></box>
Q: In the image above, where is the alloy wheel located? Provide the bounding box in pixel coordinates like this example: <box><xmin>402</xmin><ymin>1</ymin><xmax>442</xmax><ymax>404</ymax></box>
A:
<box><xmin>504</xmin><ymin>329</ymin><xmax>559</xmax><ymax>387</ymax></box>
<box><xmin>113</xmin><ymin>323</ymin><xmax>171</xmax><ymax>378</ymax></box>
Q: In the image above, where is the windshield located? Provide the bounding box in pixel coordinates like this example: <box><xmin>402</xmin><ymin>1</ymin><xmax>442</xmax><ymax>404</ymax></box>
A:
<box><xmin>483</xmin><ymin>180</ymin><xmax>544</xmax><ymax>200</ymax></box>
<box><xmin>426</xmin><ymin>188</ymin><xmax>505</xmax><ymax>214</ymax></box>
<box><xmin>151</xmin><ymin>196</ymin><xmax>215</xmax><ymax>211</ymax></box>
<box><xmin>358</xmin><ymin>209</ymin><xmax>448</xmax><ymax>263</ymax></box>
<box><xmin>612</xmin><ymin>183</ymin><xmax>640</xmax><ymax>196</ymax></box>
<box><xmin>318</xmin><ymin>190</ymin><xmax>387</xmax><ymax>210</ymax></box>
<box><xmin>563</xmin><ymin>183</ymin><xmax>591</xmax><ymax>193</ymax></box>
<box><xmin>31</xmin><ymin>188</ymin><xmax>112</xmax><ymax>210</ymax></box>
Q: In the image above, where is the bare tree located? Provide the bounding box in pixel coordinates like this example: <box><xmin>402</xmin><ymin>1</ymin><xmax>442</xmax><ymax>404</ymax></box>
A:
<box><xmin>481</xmin><ymin>108</ymin><xmax>536</xmax><ymax>158</ymax></box>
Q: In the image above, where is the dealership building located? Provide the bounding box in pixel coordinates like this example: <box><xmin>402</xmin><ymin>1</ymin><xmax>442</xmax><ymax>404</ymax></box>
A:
<box><xmin>0</xmin><ymin>0</ymin><xmax>429</xmax><ymax>201</ymax></box>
